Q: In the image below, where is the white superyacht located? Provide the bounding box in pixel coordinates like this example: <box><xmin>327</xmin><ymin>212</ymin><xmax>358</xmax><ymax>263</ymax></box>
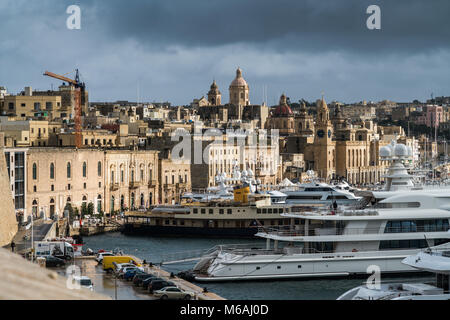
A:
<box><xmin>192</xmin><ymin>142</ymin><xmax>450</xmax><ymax>282</ymax></box>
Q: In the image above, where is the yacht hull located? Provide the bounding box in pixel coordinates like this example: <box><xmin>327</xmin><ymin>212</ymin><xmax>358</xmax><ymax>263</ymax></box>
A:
<box><xmin>194</xmin><ymin>249</ymin><xmax>426</xmax><ymax>282</ymax></box>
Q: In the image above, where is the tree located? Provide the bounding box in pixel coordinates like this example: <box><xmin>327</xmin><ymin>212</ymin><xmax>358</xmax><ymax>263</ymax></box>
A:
<box><xmin>87</xmin><ymin>202</ymin><xmax>95</xmax><ymax>216</ymax></box>
<box><xmin>81</xmin><ymin>203</ymin><xmax>88</xmax><ymax>218</ymax></box>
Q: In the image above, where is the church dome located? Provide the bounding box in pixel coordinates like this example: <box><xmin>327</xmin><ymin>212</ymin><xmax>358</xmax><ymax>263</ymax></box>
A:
<box><xmin>230</xmin><ymin>68</ymin><xmax>248</xmax><ymax>87</ymax></box>
<box><xmin>273</xmin><ymin>93</ymin><xmax>293</xmax><ymax>117</ymax></box>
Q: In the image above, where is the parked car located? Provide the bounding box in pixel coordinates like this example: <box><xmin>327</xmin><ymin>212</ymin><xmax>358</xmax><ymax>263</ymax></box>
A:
<box><xmin>95</xmin><ymin>252</ymin><xmax>114</xmax><ymax>263</ymax></box>
<box><xmin>73</xmin><ymin>276</ymin><xmax>94</xmax><ymax>291</ymax></box>
<box><xmin>44</xmin><ymin>255</ymin><xmax>66</xmax><ymax>268</ymax></box>
<box><xmin>133</xmin><ymin>273</ymin><xmax>156</xmax><ymax>287</ymax></box>
<box><xmin>153</xmin><ymin>286</ymin><xmax>194</xmax><ymax>300</ymax></box>
<box><xmin>114</xmin><ymin>263</ymin><xmax>139</xmax><ymax>274</ymax></box>
<box><xmin>141</xmin><ymin>275</ymin><xmax>162</xmax><ymax>289</ymax></box>
<box><xmin>123</xmin><ymin>269</ymin><xmax>146</xmax><ymax>281</ymax></box>
<box><xmin>117</xmin><ymin>266</ymin><xmax>144</xmax><ymax>278</ymax></box>
<box><xmin>147</xmin><ymin>279</ymin><xmax>175</xmax><ymax>294</ymax></box>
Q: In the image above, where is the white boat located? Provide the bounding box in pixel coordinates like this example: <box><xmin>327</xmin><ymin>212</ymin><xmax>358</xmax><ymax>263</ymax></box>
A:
<box><xmin>281</xmin><ymin>182</ymin><xmax>362</xmax><ymax>206</ymax></box>
<box><xmin>337</xmin><ymin>248</ymin><xmax>450</xmax><ymax>300</ymax></box>
<box><xmin>192</xmin><ymin>191</ymin><xmax>450</xmax><ymax>282</ymax></box>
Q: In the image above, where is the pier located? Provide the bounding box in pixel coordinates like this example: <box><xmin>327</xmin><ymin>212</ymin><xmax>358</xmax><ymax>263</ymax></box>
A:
<box><xmin>71</xmin><ymin>254</ymin><xmax>225</xmax><ymax>300</ymax></box>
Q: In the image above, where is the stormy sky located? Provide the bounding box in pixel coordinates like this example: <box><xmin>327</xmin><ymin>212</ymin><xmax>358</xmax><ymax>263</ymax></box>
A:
<box><xmin>0</xmin><ymin>0</ymin><xmax>449</xmax><ymax>105</ymax></box>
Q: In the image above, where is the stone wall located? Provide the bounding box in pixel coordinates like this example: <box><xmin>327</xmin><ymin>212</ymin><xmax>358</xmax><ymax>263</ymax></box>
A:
<box><xmin>0</xmin><ymin>133</ymin><xmax>18</xmax><ymax>247</ymax></box>
<box><xmin>0</xmin><ymin>248</ymin><xmax>108</xmax><ymax>300</ymax></box>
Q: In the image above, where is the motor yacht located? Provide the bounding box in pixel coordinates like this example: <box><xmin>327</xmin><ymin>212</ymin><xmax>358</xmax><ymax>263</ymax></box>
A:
<box><xmin>192</xmin><ymin>191</ymin><xmax>450</xmax><ymax>282</ymax></box>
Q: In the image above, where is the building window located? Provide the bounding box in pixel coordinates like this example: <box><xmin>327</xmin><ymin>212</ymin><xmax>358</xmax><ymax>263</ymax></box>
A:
<box><xmin>82</xmin><ymin>162</ymin><xmax>87</xmax><ymax>178</ymax></box>
<box><xmin>67</xmin><ymin>162</ymin><xmax>71</xmax><ymax>178</ymax></box>
<box><xmin>32</xmin><ymin>163</ymin><xmax>37</xmax><ymax>180</ymax></box>
<box><xmin>50</xmin><ymin>163</ymin><xmax>55</xmax><ymax>179</ymax></box>
<box><xmin>98</xmin><ymin>161</ymin><xmax>102</xmax><ymax>176</ymax></box>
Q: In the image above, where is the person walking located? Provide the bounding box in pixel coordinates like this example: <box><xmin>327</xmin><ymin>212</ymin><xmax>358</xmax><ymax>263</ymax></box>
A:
<box><xmin>11</xmin><ymin>241</ymin><xmax>16</xmax><ymax>253</ymax></box>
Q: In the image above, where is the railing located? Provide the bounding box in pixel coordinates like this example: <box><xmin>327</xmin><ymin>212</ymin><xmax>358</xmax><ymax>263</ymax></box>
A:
<box><xmin>256</xmin><ymin>225</ymin><xmax>450</xmax><ymax>237</ymax></box>
<box><xmin>129</xmin><ymin>181</ymin><xmax>141</xmax><ymax>189</ymax></box>
<box><xmin>286</xmin><ymin>208</ymin><xmax>379</xmax><ymax>217</ymax></box>
<box><xmin>148</xmin><ymin>180</ymin><xmax>157</xmax><ymax>187</ymax></box>
<box><xmin>110</xmin><ymin>183</ymin><xmax>119</xmax><ymax>191</ymax></box>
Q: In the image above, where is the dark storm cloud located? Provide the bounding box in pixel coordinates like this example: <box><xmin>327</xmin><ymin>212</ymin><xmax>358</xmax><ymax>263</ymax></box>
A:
<box><xmin>94</xmin><ymin>0</ymin><xmax>450</xmax><ymax>53</ymax></box>
<box><xmin>1</xmin><ymin>0</ymin><xmax>450</xmax><ymax>104</ymax></box>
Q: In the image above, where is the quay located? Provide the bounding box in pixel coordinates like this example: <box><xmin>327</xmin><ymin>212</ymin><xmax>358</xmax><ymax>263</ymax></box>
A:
<box><xmin>72</xmin><ymin>254</ymin><xmax>225</xmax><ymax>300</ymax></box>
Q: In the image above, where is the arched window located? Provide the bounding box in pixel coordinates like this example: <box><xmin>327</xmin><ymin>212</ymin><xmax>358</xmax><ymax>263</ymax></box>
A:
<box><xmin>140</xmin><ymin>193</ymin><xmax>144</xmax><ymax>207</ymax></box>
<box><xmin>120</xmin><ymin>195</ymin><xmax>125</xmax><ymax>210</ymax></box>
<box><xmin>32</xmin><ymin>163</ymin><xmax>37</xmax><ymax>180</ymax></box>
<box><xmin>82</xmin><ymin>162</ymin><xmax>87</xmax><ymax>178</ymax></box>
<box><xmin>67</xmin><ymin>162</ymin><xmax>71</xmax><ymax>178</ymax></box>
<box><xmin>98</xmin><ymin>161</ymin><xmax>102</xmax><ymax>177</ymax></box>
<box><xmin>50</xmin><ymin>163</ymin><xmax>55</xmax><ymax>179</ymax></box>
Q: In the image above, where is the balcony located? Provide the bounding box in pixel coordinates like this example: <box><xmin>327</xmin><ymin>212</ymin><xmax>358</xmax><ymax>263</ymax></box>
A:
<box><xmin>110</xmin><ymin>183</ymin><xmax>119</xmax><ymax>191</ymax></box>
<box><xmin>148</xmin><ymin>180</ymin><xmax>158</xmax><ymax>187</ymax></box>
<box><xmin>176</xmin><ymin>182</ymin><xmax>187</xmax><ymax>189</ymax></box>
<box><xmin>129</xmin><ymin>181</ymin><xmax>141</xmax><ymax>189</ymax></box>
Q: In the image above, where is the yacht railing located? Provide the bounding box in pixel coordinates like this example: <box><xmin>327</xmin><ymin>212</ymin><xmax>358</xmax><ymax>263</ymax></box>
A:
<box><xmin>286</xmin><ymin>208</ymin><xmax>379</xmax><ymax>217</ymax></box>
<box><xmin>256</xmin><ymin>225</ymin><xmax>450</xmax><ymax>237</ymax></box>
<box><xmin>212</xmin><ymin>243</ymin><xmax>335</xmax><ymax>255</ymax></box>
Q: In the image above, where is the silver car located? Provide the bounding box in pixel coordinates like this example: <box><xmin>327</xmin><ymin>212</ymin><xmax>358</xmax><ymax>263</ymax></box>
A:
<box><xmin>153</xmin><ymin>286</ymin><xmax>194</xmax><ymax>300</ymax></box>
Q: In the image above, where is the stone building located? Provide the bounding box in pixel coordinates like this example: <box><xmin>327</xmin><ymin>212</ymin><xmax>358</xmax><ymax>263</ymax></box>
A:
<box><xmin>286</xmin><ymin>97</ymin><xmax>390</xmax><ymax>184</ymax></box>
<box><xmin>26</xmin><ymin>148</ymin><xmax>105</xmax><ymax>219</ymax></box>
<box><xmin>1</xmin><ymin>90</ymin><xmax>62</xmax><ymax>120</ymax></box>
<box><xmin>158</xmin><ymin>156</ymin><xmax>191</xmax><ymax>205</ymax></box>
<box><xmin>266</xmin><ymin>94</ymin><xmax>295</xmax><ymax>136</ymax></box>
<box><xmin>104</xmin><ymin>149</ymin><xmax>159</xmax><ymax>213</ymax></box>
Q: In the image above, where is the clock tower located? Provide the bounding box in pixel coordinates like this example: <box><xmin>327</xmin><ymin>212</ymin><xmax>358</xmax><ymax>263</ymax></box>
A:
<box><xmin>314</xmin><ymin>97</ymin><xmax>335</xmax><ymax>180</ymax></box>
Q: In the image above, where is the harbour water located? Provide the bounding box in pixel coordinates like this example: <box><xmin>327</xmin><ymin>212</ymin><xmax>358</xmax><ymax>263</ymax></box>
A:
<box><xmin>83</xmin><ymin>232</ymin><xmax>434</xmax><ymax>300</ymax></box>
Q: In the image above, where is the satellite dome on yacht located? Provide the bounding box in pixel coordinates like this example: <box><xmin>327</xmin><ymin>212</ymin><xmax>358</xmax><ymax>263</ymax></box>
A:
<box><xmin>394</xmin><ymin>143</ymin><xmax>408</xmax><ymax>158</ymax></box>
<box><xmin>379</xmin><ymin>145</ymin><xmax>392</xmax><ymax>158</ymax></box>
